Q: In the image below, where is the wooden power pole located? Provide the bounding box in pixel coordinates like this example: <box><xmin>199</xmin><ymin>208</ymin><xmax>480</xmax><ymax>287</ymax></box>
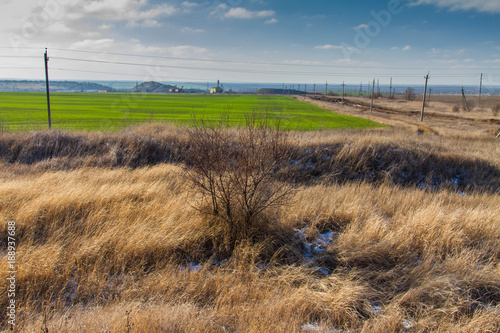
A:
<box><xmin>44</xmin><ymin>48</ymin><xmax>51</xmax><ymax>129</ymax></box>
<box><xmin>342</xmin><ymin>81</ymin><xmax>345</xmax><ymax>106</ymax></box>
<box><xmin>389</xmin><ymin>77</ymin><xmax>392</xmax><ymax>99</ymax></box>
<box><xmin>479</xmin><ymin>73</ymin><xmax>483</xmax><ymax>105</ymax></box>
<box><xmin>462</xmin><ymin>87</ymin><xmax>471</xmax><ymax>112</ymax></box>
<box><xmin>421</xmin><ymin>73</ymin><xmax>430</xmax><ymax>122</ymax></box>
<box><xmin>370</xmin><ymin>79</ymin><xmax>375</xmax><ymax>112</ymax></box>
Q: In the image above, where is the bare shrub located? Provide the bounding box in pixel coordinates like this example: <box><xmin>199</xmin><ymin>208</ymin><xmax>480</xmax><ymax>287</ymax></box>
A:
<box><xmin>451</xmin><ymin>104</ymin><xmax>460</xmax><ymax>113</ymax></box>
<box><xmin>492</xmin><ymin>104</ymin><xmax>500</xmax><ymax>117</ymax></box>
<box><xmin>405</xmin><ymin>88</ymin><xmax>415</xmax><ymax>101</ymax></box>
<box><xmin>185</xmin><ymin>113</ymin><xmax>294</xmax><ymax>255</ymax></box>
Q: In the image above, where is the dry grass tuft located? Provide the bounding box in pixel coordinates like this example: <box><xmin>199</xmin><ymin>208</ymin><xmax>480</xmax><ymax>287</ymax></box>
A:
<box><xmin>1</xmin><ymin>123</ymin><xmax>499</xmax><ymax>331</ymax></box>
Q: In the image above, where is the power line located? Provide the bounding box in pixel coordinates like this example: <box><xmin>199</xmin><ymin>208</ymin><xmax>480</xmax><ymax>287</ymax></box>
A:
<box><xmin>1</xmin><ymin>46</ymin><xmax>497</xmax><ymax>72</ymax></box>
<box><xmin>50</xmin><ymin>56</ymin><xmax>496</xmax><ymax>78</ymax></box>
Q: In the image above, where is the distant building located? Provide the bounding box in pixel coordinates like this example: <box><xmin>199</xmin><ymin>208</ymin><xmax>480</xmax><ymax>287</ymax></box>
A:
<box><xmin>210</xmin><ymin>80</ymin><xmax>224</xmax><ymax>94</ymax></box>
<box><xmin>97</xmin><ymin>90</ymin><xmax>107</xmax><ymax>93</ymax></box>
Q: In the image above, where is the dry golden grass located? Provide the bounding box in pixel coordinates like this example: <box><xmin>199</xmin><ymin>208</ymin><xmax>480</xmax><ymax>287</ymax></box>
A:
<box><xmin>0</xmin><ymin>120</ymin><xmax>499</xmax><ymax>332</ymax></box>
<box><xmin>299</xmin><ymin>94</ymin><xmax>500</xmax><ymax>140</ymax></box>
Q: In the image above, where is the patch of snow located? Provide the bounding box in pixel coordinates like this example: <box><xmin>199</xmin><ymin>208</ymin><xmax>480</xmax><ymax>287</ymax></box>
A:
<box><xmin>402</xmin><ymin>319</ymin><xmax>415</xmax><ymax>330</ymax></box>
<box><xmin>301</xmin><ymin>323</ymin><xmax>344</xmax><ymax>332</ymax></box>
<box><xmin>301</xmin><ymin>323</ymin><xmax>320</xmax><ymax>332</ymax></box>
<box><xmin>294</xmin><ymin>227</ymin><xmax>338</xmax><ymax>275</ymax></box>
<box><xmin>315</xmin><ymin>267</ymin><xmax>331</xmax><ymax>276</ymax></box>
<box><xmin>181</xmin><ymin>262</ymin><xmax>202</xmax><ymax>273</ymax></box>
<box><xmin>65</xmin><ymin>279</ymin><xmax>78</xmax><ymax>301</ymax></box>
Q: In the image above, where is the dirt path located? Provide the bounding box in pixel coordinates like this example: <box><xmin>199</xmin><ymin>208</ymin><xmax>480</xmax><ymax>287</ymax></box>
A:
<box><xmin>297</xmin><ymin>95</ymin><xmax>500</xmax><ymax>138</ymax></box>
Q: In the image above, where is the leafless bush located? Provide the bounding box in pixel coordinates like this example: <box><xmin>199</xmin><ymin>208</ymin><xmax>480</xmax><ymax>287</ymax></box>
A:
<box><xmin>405</xmin><ymin>88</ymin><xmax>415</xmax><ymax>101</ymax></box>
<box><xmin>451</xmin><ymin>104</ymin><xmax>460</xmax><ymax>113</ymax></box>
<box><xmin>492</xmin><ymin>104</ymin><xmax>500</xmax><ymax>117</ymax></box>
<box><xmin>185</xmin><ymin>113</ymin><xmax>294</xmax><ymax>255</ymax></box>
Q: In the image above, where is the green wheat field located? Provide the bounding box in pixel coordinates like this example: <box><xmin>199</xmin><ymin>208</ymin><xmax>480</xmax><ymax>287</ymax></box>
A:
<box><xmin>0</xmin><ymin>92</ymin><xmax>381</xmax><ymax>131</ymax></box>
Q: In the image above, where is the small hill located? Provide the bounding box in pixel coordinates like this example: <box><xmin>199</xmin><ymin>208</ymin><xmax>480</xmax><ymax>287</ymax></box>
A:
<box><xmin>256</xmin><ymin>88</ymin><xmax>307</xmax><ymax>95</ymax></box>
<box><xmin>130</xmin><ymin>81</ymin><xmax>177</xmax><ymax>93</ymax></box>
<box><xmin>0</xmin><ymin>80</ymin><xmax>112</xmax><ymax>93</ymax></box>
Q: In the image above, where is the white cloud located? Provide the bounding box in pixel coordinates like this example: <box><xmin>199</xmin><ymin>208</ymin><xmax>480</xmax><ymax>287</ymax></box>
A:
<box><xmin>139</xmin><ymin>19</ymin><xmax>162</xmax><ymax>28</ymax></box>
<box><xmin>391</xmin><ymin>45</ymin><xmax>411</xmax><ymax>51</ymax></box>
<box><xmin>81</xmin><ymin>1</ymin><xmax>176</xmax><ymax>26</ymax></box>
<box><xmin>284</xmin><ymin>60</ymin><xmax>321</xmax><ymax>65</ymax></box>
<box><xmin>80</xmin><ymin>31</ymin><xmax>102</xmax><ymax>38</ymax></box>
<box><xmin>46</xmin><ymin>22</ymin><xmax>73</xmax><ymax>34</ymax></box>
<box><xmin>265</xmin><ymin>18</ymin><xmax>278</xmax><ymax>24</ymax></box>
<box><xmin>315</xmin><ymin>44</ymin><xmax>343</xmax><ymax>50</ymax></box>
<box><xmin>167</xmin><ymin>45</ymin><xmax>209</xmax><ymax>57</ymax></box>
<box><xmin>410</xmin><ymin>0</ymin><xmax>500</xmax><ymax>13</ymax></box>
<box><xmin>182</xmin><ymin>27</ymin><xmax>206</xmax><ymax>33</ymax></box>
<box><xmin>355</xmin><ymin>24</ymin><xmax>369</xmax><ymax>29</ymax></box>
<box><xmin>99</xmin><ymin>24</ymin><xmax>114</xmax><ymax>30</ymax></box>
<box><xmin>70</xmin><ymin>39</ymin><xmax>116</xmax><ymax>51</ymax></box>
<box><xmin>182</xmin><ymin>1</ymin><xmax>198</xmax><ymax>8</ymax></box>
<box><xmin>224</xmin><ymin>7</ymin><xmax>275</xmax><ymax>19</ymax></box>
<box><xmin>427</xmin><ymin>47</ymin><xmax>467</xmax><ymax>57</ymax></box>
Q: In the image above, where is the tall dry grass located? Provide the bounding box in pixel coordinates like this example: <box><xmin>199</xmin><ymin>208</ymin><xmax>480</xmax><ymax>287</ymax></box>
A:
<box><xmin>0</xmin><ymin>124</ymin><xmax>499</xmax><ymax>332</ymax></box>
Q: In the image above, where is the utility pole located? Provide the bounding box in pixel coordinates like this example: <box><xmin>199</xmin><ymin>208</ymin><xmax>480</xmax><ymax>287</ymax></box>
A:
<box><xmin>305</xmin><ymin>84</ymin><xmax>307</xmax><ymax>95</ymax></box>
<box><xmin>342</xmin><ymin>81</ymin><xmax>345</xmax><ymax>106</ymax></box>
<box><xmin>462</xmin><ymin>86</ymin><xmax>470</xmax><ymax>112</ymax></box>
<box><xmin>370</xmin><ymin>79</ymin><xmax>375</xmax><ymax>112</ymax></box>
<box><xmin>325</xmin><ymin>81</ymin><xmax>328</xmax><ymax>96</ymax></box>
<box><xmin>44</xmin><ymin>48</ymin><xmax>51</xmax><ymax>129</ymax></box>
<box><xmin>427</xmin><ymin>88</ymin><xmax>432</xmax><ymax>107</ymax></box>
<box><xmin>359</xmin><ymin>82</ymin><xmax>362</xmax><ymax>96</ymax></box>
<box><xmin>421</xmin><ymin>72</ymin><xmax>430</xmax><ymax>122</ymax></box>
<box><xmin>479</xmin><ymin>73</ymin><xmax>483</xmax><ymax>105</ymax></box>
<box><xmin>389</xmin><ymin>77</ymin><xmax>392</xmax><ymax>99</ymax></box>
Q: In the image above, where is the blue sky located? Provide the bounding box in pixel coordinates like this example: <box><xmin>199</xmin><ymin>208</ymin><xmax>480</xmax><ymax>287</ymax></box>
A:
<box><xmin>1</xmin><ymin>0</ymin><xmax>499</xmax><ymax>85</ymax></box>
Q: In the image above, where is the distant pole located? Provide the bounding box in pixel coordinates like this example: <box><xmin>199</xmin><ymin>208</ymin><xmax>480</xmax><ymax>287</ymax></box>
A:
<box><xmin>427</xmin><ymin>88</ymin><xmax>432</xmax><ymax>107</ymax></box>
<box><xmin>359</xmin><ymin>82</ymin><xmax>362</xmax><ymax>96</ymax></box>
<box><xmin>298</xmin><ymin>84</ymin><xmax>300</xmax><ymax>96</ymax></box>
<box><xmin>325</xmin><ymin>81</ymin><xmax>328</xmax><ymax>96</ymax></box>
<box><xmin>342</xmin><ymin>81</ymin><xmax>345</xmax><ymax>106</ymax></box>
<box><xmin>305</xmin><ymin>84</ymin><xmax>307</xmax><ymax>95</ymax></box>
<box><xmin>389</xmin><ymin>77</ymin><xmax>392</xmax><ymax>99</ymax></box>
<box><xmin>370</xmin><ymin>79</ymin><xmax>375</xmax><ymax>112</ymax></box>
<box><xmin>44</xmin><ymin>48</ymin><xmax>51</xmax><ymax>129</ymax></box>
<box><xmin>462</xmin><ymin>86</ymin><xmax>471</xmax><ymax>112</ymax></box>
<box><xmin>479</xmin><ymin>73</ymin><xmax>483</xmax><ymax>105</ymax></box>
<box><xmin>421</xmin><ymin>72</ymin><xmax>430</xmax><ymax>122</ymax></box>
<box><xmin>377</xmin><ymin>79</ymin><xmax>380</xmax><ymax>96</ymax></box>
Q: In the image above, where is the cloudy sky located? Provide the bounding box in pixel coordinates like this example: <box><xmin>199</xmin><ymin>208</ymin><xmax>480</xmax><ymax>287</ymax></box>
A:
<box><xmin>1</xmin><ymin>0</ymin><xmax>499</xmax><ymax>85</ymax></box>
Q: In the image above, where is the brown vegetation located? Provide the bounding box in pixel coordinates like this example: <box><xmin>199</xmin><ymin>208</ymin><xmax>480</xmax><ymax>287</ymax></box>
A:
<box><xmin>1</xmin><ymin>112</ymin><xmax>499</xmax><ymax>331</ymax></box>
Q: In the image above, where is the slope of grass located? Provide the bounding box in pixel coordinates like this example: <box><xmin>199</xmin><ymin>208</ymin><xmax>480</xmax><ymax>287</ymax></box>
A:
<box><xmin>0</xmin><ymin>164</ymin><xmax>499</xmax><ymax>331</ymax></box>
<box><xmin>0</xmin><ymin>92</ymin><xmax>381</xmax><ymax>131</ymax></box>
<box><xmin>0</xmin><ymin>125</ymin><xmax>499</xmax><ymax>331</ymax></box>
